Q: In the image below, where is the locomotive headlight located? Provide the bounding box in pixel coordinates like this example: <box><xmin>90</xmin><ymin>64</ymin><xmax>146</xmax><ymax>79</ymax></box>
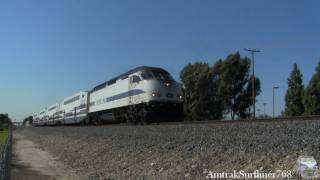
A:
<box><xmin>164</xmin><ymin>82</ymin><xmax>171</xmax><ymax>87</ymax></box>
<box><xmin>152</xmin><ymin>92</ymin><xmax>162</xmax><ymax>97</ymax></box>
<box><xmin>178</xmin><ymin>94</ymin><xmax>183</xmax><ymax>99</ymax></box>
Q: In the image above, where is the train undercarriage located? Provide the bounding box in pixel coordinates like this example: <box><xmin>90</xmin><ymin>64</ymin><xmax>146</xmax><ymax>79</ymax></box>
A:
<box><xmin>87</xmin><ymin>101</ymin><xmax>184</xmax><ymax>125</ymax></box>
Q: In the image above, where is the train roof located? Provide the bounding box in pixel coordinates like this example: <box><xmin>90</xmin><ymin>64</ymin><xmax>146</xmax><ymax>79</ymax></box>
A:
<box><xmin>91</xmin><ymin>66</ymin><xmax>168</xmax><ymax>93</ymax></box>
<box><xmin>48</xmin><ymin>103</ymin><xmax>59</xmax><ymax>108</ymax></box>
<box><xmin>62</xmin><ymin>91</ymin><xmax>88</xmax><ymax>101</ymax></box>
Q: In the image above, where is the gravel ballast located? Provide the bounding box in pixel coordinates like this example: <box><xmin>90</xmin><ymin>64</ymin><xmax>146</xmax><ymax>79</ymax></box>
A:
<box><xmin>15</xmin><ymin>120</ymin><xmax>320</xmax><ymax>179</ymax></box>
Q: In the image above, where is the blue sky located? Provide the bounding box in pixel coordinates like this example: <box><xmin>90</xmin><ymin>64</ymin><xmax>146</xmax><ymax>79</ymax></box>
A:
<box><xmin>0</xmin><ymin>0</ymin><xmax>319</xmax><ymax>121</ymax></box>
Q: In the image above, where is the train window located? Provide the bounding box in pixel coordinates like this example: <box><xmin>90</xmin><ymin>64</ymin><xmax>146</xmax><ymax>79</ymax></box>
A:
<box><xmin>121</xmin><ymin>76</ymin><xmax>129</xmax><ymax>80</ymax></box>
<box><xmin>78</xmin><ymin>104</ymin><xmax>86</xmax><ymax>109</ymax></box>
<box><xmin>141</xmin><ymin>71</ymin><xmax>153</xmax><ymax>80</ymax></box>
<box><xmin>64</xmin><ymin>95</ymin><xmax>80</xmax><ymax>105</ymax></box>
<box><xmin>48</xmin><ymin>106</ymin><xmax>56</xmax><ymax>111</ymax></box>
<box><xmin>107</xmin><ymin>79</ymin><xmax>116</xmax><ymax>85</ymax></box>
<box><xmin>93</xmin><ymin>82</ymin><xmax>107</xmax><ymax>92</ymax></box>
<box><xmin>132</xmin><ymin>75</ymin><xmax>141</xmax><ymax>83</ymax></box>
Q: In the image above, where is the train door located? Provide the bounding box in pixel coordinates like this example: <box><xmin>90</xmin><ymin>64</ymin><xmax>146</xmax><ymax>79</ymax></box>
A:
<box><xmin>80</xmin><ymin>93</ymin><xmax>86</xmax><ymax>107</ymax></box>
<box><xmin>128</xmin><ymin>75</ymin><xmax>141</xmax><ymax>105</ymax></box>
<box><xmin>128</xmin><ymin>75</ymin><xmax>142</xmax><ymax>124</ymax></box>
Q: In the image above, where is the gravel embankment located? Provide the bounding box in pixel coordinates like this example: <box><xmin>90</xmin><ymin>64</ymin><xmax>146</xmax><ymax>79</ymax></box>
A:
<box><xmin>15</xmin><ymin>121</ymin><xmax>320</xmax><ymax>179</ymax></box>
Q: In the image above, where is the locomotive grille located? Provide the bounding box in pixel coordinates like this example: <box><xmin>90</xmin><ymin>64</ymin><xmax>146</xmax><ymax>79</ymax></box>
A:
<box><xmin>166</xmin><ymin>93</ymin><xmax>174</xmax><ymax>98</ymax></box>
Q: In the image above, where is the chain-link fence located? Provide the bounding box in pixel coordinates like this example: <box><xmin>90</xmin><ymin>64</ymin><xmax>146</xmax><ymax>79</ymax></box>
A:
<box><xmin>0</xmin><ymin>126</ymin><xmax>12</xmax><ymax>180</ymax></box>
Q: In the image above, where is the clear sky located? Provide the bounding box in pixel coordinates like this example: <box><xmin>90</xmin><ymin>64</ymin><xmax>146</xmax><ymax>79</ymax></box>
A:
<box><xmin>0</xmin><ymin>0</ymin><xmax>319</xmax><ymax>121</ymax></box>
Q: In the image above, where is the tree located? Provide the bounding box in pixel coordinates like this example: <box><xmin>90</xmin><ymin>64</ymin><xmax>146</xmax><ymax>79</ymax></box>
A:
<box><xmin>304</xmin><ymin>62</ymin><xmax>320</xmax><ymax>115</ymax></box>
<box><xmin>180</xmin><ymin>62</ymin><xmax>216</xmax><ymax>120</ymax></box>
<box><xmin>180</xmin><ymin>52</ymin><xmax>261</xmax><ymax>121</ymax></box>
<box><xmin>0</xmin><ymin>114</ymin><xmax>10</xmax><ymax>129</ymax></box>
<box><xmin>208</xmin><ymin>59</ymin><xmax>225</xmax><ymax>119</ymax></box>
<box><xmin>284</xmin><ymin>63</ymin><xmax>305</xmax><ymax>116</ymax></box>
<box><xmin>218</xmin><ymin>52</ymin><xmax>261</xmax><ymax>119</ymax></box>
<box><xmin>0</xmin><ymin>114</ymin><xmax>9</xmax><ymax>124</ymax></box>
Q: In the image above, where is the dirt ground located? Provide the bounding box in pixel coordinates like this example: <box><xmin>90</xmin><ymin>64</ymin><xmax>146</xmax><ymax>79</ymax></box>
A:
<box><xmin>11</xmin><ymin>133</ymin><xmax>81</xmax><ymax>180</ymax></box>
<box><xmin>13</xmin><ymin>120</ymin><xmax>319</xmax><ymax>179</ymax></box>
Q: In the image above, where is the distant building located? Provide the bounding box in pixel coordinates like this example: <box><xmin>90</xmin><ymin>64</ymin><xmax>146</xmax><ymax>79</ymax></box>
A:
<box><xmin>13</xmin><ymin>122</ymin><xmax>23</xmax><ymax>126</ymax></box>
<box><xmin>25</xmin><ymin>120</ymin><xmax>31</xmax><ymax>126</ymax></box>
<box><xmin>22</xmin><ymin>116</ymin><xmax>33</xmax><ymax>126</ymax></box>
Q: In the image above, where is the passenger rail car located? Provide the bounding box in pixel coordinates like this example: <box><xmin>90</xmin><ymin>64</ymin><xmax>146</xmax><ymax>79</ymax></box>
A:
<box><xmin>32</xmin><ymin>66</ymin><xmax>183</xmax><ymax>126</ymax></box>
<box><xmin>32</xmin><ymin>113</ymin><xmax>39</xmax><ymax>126</ymax></box>
<box><xmin>37</xmin><ymin>109</ymin><xmax>47</xmax><ymax>126</ymax></box>
<box><xmin>59</xmin><ymin>91</ymin><xmax>89</xmax><ymax>125</ymax></box>
<box><xmin>47</xmin><ymin>103</ymin><xmax>59</xmax><ymax>125</ymax></box>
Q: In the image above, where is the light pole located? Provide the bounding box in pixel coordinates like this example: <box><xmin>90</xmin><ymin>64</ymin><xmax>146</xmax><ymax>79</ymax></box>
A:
<box><xmin>273</xmin><ymin>87</ymin><xmax>279</xmax><ymax>118</ymax></box>
<box><xmin>263</xmin><ymin>103</ymin><xmax>267</xmax><ymax>117</ymax></box>
<box><xmin>244</xmin><ymin>48</ymin><xmax>261</xmax><ymax>119</ymax></box>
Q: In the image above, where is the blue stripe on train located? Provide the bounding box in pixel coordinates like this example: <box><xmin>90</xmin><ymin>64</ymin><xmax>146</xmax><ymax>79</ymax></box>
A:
<box><xmin>95</xmin><ymin>89</ymin><xmax>145</xmax><ymax>106</ymax></box>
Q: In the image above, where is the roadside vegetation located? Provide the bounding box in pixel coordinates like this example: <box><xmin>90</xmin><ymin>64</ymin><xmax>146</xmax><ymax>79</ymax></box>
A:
<box><xmin>0</xmin><ymin>130</ymin><xmax>8</xmax><ymax>144</ymax></box>
<box><xmin>0</xmin><ymin>114</ymin><xmax>10</xmax><ymax>144</ymax></box>
<box><xmin>0</xmin><ymin>114</ymin><xmax>10</xmax><ymax>130</ymax></box>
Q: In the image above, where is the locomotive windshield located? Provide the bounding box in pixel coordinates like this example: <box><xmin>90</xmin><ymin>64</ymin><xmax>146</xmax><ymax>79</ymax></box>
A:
<box><xmin>151</xmin><ymin>70</ymin><xmax>174</xmax><ymax>82</ymax></box>
<box><xmin>140</xmin><ymin>71</ymin><xmax>153</xmax><ymax>80</ymax></box>
<box><xmin>141</xmin><ymin>70</ymin><xmax>174</xmax><ymax>82</ymax></box>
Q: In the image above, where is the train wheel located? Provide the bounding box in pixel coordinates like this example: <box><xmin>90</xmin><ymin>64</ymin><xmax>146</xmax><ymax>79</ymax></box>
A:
<box><xmin>141</xmin><ymin>106</ymin><xmax>150</xmax><ymax>125</ymax></box>
<box><xmin>92</xmin><ymin>114</ymin><xmax>101</xmax><ymax>125</ymax></box>
<box><xmin>82</xmin><ymin>118</ymin><xmax>90</xmax><ymax>125</ymax></box>
<box><xmin>119</xmin><ymin>108</ymin><xmax>126</xmax><ymax>124</ymax></box>
<box><xmin>133</xmin><ymin>106</ymin><xmax>139</xmax><ymax>125</ymax></box>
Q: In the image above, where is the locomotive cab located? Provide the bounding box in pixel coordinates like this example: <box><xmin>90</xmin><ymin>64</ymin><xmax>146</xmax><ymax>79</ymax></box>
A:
<box><xmin>128</xmin><ymin>68</ymin><xmax>183</xmax><ymax>122</ymax></box>
<box><xmin>137</xmin><ymin>69</ymin><xmax>183</xmax><ymax>102</ymax></box>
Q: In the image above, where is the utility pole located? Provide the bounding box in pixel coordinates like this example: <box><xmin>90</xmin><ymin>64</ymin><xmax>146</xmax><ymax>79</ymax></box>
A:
<box><xmin>273</xmin><ymin>86</ymin><xmax>279</xmax><ymax>118</ymax></box>
<box><xmin>244</xmin><ymin>48</ymin><xmax>261</xmax><ymax>119</ymax></box>
<box><xmin>263</xmin><ymin>103</ymin><xmax>267</xmax><ymax>117</ymax></box>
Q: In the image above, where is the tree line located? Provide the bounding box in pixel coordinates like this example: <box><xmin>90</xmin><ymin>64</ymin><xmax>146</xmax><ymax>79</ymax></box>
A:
<box><xmin>284</xmin><ymin>62</ymin><xmax>320</xmax><ymax>116</ymax></box>
<box><xmin>180</xmin><ymin>51</ymin><xmax>320</xmax><ymax>120</ymax></box>
<box><xmin>0</xmin><ymin>114</ymin><xmax>11</xmax><ymax>130</ymax></box>
<box><xmin>180</xmin><ymin>52</ymin><xmax>261</xmax><ymax>121</ymax></box>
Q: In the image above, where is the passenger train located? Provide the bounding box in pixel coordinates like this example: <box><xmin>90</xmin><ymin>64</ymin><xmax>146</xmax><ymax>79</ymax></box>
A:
<box><xmin>32</xmin><ymin>66</ymin><xmax>183</xmax><ymax>125</ymax></box>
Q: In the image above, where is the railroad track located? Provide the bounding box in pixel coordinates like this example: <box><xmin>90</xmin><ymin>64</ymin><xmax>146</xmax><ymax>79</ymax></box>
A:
<box><xmin>30</xmin><ymin>115</ymin><xmax>320</xmax><ymax>127</ymax></box>
<box><xmin>159</xmin><ymin>115</ymin><xmax>320</xmax><ymax>126</ymax></box>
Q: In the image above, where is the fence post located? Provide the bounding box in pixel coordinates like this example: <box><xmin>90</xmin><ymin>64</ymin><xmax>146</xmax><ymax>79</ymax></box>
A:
<box><xmin>7</xmin><ymin>125</ymin><xmax>12</xmax><ymax>180</ymax></box>
<box><xmin>0</xmin><ymin>125</ymin><xmax>12</xmax><ymax>180</ymax></box>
